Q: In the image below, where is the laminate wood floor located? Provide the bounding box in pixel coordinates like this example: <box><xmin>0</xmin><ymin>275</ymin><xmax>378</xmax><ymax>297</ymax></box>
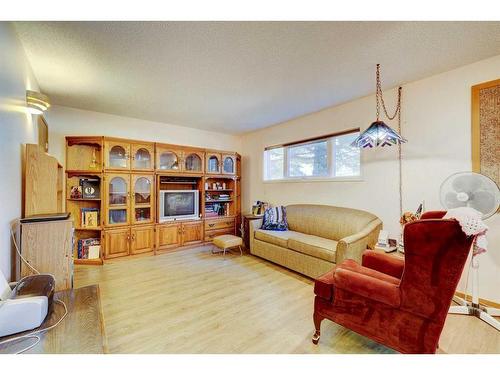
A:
<box><xmin>74</xmin><ymin>246</ymin><xmax>500</xmax><ymax>354</ymax></box>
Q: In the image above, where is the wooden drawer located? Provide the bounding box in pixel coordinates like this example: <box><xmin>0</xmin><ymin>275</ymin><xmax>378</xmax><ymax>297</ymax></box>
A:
<box><xmin>204</xmin><ymin>228</ymin><xmax>235</xmax><ymax>242</ymax></box>
<box><xmin>205</xmin><ymin>217</ymin><xmax>235</xmax><ymax>231</ymax></box>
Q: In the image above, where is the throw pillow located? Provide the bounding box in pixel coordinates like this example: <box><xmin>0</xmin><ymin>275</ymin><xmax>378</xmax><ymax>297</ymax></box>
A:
<box><xmin>261</xmin><ymin>206</ymin><xmax>288</xmax><ymax>231</ymax></box>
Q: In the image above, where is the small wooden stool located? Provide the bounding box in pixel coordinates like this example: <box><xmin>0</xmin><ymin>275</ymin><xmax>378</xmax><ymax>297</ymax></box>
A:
<box><xmin>212</xmin><ymin>234</ymin><xmax>243</xmax><ymax>256</ymax></box>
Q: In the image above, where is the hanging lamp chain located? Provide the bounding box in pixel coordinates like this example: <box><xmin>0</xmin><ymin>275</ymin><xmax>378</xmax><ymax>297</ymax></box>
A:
<box><xmin>375</xmin><ymin>64</ymin><xmax>401</xmax><ymax>121</ymax></box>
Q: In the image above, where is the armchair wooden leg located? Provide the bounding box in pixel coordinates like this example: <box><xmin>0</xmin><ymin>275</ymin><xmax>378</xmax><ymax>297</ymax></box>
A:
<box><xmin>312</xmin><ymin>312</ymin><xmax>323</xmax><ymax>345</ymax></box>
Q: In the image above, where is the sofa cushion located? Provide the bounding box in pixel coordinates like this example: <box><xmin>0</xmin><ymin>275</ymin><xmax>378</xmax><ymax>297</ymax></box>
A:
<box><xmin>286</xmin><ymin>204</ymin><xmax>379</xmax><ymax>241</ymax></box>
<box><xmin>288</xmin><ymin>233</ymin><xmax>337</xmax><ymax>262</ymax></box>
<box><xmin>254</xmin><ymin>229</ymin><xmax>300</xmax><ymax>248</ymax></box>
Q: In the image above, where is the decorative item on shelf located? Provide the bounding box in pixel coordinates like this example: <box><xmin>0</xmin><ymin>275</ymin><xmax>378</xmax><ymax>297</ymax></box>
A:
<box><xmin>251</xmin><ymin>201</ymin><xmax>268</xmax><ymax>216</ymax></box>
<box><xmin>26</xmin><ymin>90</ymin><xmax>50</xmax><ymax>114</ymax></box>
<box><xmin>81</xmin><ymin>207</ymin><xmax>100</xmax><ymax>228</ymax></box>
<box><xmin>222</xmin><ymin>182</ymin><xmax>226</xmax><ymax>190</ymax></box>
<box><xmin>80</xmin><ymin>178</ymin><xmax>100</xmax><ymax>199</ymax></box>
<box><xmin>89</xmin><ymin>148</ymin><xmax>98</xmax><ymax>170</ymax></box>
<box><xmin>70</xmin><ymin>185</ymin><xmax>83</xmax><ymax>199</ymax></box>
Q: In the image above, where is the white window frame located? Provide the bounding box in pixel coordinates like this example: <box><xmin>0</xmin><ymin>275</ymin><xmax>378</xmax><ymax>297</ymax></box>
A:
<box><xmin>263</xmin><ymin>130</ymin><xmax>362</xmax><ymax>183</ymax></box>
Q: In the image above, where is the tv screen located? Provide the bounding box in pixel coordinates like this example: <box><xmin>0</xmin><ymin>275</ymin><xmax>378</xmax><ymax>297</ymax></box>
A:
<box><xmin>163</xmin><ymin>191</ymin><xmax>196</xmax><ymax>217</ymax></box>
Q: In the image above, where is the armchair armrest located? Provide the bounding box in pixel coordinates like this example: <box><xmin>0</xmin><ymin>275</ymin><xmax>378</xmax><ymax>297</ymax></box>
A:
<box><xmin>334</xmin><ymin>267</ymin><xmax>401</xmax><ymax>307</ymax></box>
<box><xmin>362</xmin><ymin>250</ymin><xmax>404</xmax><ymax>279</ymax></box>
<box><xmin>314</xmin><ymin>269</ymin><xmax>335</xmax><ymax>301</ymax></box>
<box><xmin>336</xmin><ymin>219</ymin><xmax>382</xmax><ymax>264</ymax></box>
<box><xmin>248</xmin><ymin>218</ymin><xmax>263</xmax><ymax>254</ymax></box>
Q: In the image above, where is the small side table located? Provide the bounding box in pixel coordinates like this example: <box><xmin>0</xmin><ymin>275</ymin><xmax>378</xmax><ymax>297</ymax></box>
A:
<box><xmin>242</xmin><ymin>214</ymin><xmax>263</xmax><ymax>250</ymax></box>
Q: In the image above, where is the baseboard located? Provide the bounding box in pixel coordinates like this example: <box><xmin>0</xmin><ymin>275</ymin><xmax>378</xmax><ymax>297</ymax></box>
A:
<box><xmin>455</xmin><ymin>291</ymin><xmax>500</xmax><ymax>309</ymax></box>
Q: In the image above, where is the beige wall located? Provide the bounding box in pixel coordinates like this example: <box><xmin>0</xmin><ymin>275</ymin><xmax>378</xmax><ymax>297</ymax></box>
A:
<box><xmin>241</xmin><ymin>54</ymin><xmax>500</xmax><ymax>302</ymax></box>
<box><xmin>0</xmin><ymin>22</ymin><xmax>40</xmax><ymax>280</ymax></box>
<box><xmin>45</xmin><ymin>105</ymin><xmax>242</xmax><ymax>167</ymax></box>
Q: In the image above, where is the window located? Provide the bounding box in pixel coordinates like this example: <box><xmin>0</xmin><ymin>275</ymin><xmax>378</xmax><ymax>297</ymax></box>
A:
<box><xmin>263</xmin><ymin>130</ymin><xmax>360</xmax><ymax>181</ymax></box>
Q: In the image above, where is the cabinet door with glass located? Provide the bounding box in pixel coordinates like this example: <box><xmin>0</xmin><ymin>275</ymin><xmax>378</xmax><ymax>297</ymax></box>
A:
<box><xmin>104</xmin><ymin>140</ymin><xmax>131</xmax><ymax>171</ymax></box>
<box><xmin>105</xmin><ymin>173</ymin><xmax>130</xmax><ymax>227</ymax></box>
<box><xmin>131</xmin><ymin>143</ymin><xmax>154</xmax><ymax>171</ymax></box>
<box><xmin>131</xmin><ymin>174</ymin><xmax>154</xmax><ymax>225</ymax></box>
<box><xmin>222</xmin><ymin>154</ymin><xmax>236</xmax><ymax>175</ymax></box>
<box><xmin>156</xmin><ymin>145</ymin><xmax>182</xmax><ymax>172</ymax></box>
<box><xmin>183</xmin><ymin>150</ymin><xmax>204</xmax><ymax>174</ymax></box>
<box><xmin>205</xmin><ymin>152</ymin><xmax>221</xmax><ymax>174</ymax></box>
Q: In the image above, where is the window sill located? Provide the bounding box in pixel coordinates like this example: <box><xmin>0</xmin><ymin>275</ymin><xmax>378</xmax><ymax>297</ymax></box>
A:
<box><xmin>263</xmin><ymin>176</ymin><xmax>364</xmax><ymax>183</ymax></box>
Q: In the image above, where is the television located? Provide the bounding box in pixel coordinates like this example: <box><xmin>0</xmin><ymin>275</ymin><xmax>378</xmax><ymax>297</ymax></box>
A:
<box><xmin>159</xmin><ymin>190</ymin><xmax>200</xmax><ymax>222</ymax></box>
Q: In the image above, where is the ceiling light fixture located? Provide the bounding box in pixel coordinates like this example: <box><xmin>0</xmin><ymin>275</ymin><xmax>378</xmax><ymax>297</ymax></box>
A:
<box><xmin>351</xmin><ymin>64</ymin><xmax>406</xmax><ymax>148</ymax></box>
<box><xmin>351</xmin><ymin>64</ymin><xmax>407</xmax><ymax>218</ymax></box>
<box><xmin>26</xmin><ymin>90</ymin><xmax>50</xmax><ymax>114</ymax></box>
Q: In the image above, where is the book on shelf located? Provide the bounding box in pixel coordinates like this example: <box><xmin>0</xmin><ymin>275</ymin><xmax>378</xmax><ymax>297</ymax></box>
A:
<box><xmin>205</xmin><ymin>202</ymin><xmax>229</xmax><ymax>216</ymax></box>
<box><xmin>80</xmin><ymin>178</ymin><xmax>100</xmax><ymax>199</ymax></box>
<box><xmin>81</xmin><ymin>207</ymin><xmax>100</xmax><ymax>228</ymax></box>
<box><xmin>77</xmin><ymin>238</ymin><xmax>100</xmax><ymax>259</ymax></box>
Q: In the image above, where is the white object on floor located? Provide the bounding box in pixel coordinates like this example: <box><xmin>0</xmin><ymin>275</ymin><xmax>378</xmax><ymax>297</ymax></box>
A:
<box><xmin>0</xmin><ymin>270</ymin><xmax>49</xmax><ymax>337</ymax></box>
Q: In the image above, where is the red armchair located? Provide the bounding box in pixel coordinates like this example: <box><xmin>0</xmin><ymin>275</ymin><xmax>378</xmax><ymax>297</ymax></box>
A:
<box><xmin>312</xmin><ymin>211</ymin><xmax>474</xmax><ymax>354</ymax></box>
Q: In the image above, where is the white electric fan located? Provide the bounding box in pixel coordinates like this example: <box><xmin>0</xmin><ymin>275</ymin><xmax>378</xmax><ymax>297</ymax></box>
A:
<box><xmin>440</xmin><ymin>171</ymin><xmax>500</xmax><ymax>330</ymax></box>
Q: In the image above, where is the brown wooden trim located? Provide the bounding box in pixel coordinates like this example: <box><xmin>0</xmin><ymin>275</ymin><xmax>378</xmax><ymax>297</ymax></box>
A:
<box><xmin>455</xmin><ymin>291</ymin><xmax>500</xmax><ymax>309</ymax></box>
<box><xmin>264</xmin><ymin>128</ymin><xmax>360</xmax><ymax>150</ymax></box>
<box><xmin>471</xmin><ymin>79</ymin><xmax>500</xmax><ymax>173</ymax></box>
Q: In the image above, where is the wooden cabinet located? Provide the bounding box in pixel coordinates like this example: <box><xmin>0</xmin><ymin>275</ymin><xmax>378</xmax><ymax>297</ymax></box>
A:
<box><xmin>104</xmin><ymin>227</ymin><xmax>130</xmax><ymax>259</ymax></box>
<box><xmin>222</xmin><ymin>154</ymin><xmax>236</xmax><ymax>175</ymax></box>
<box><xmin>104</xmin><ymin>225</ymin><xmax>155</xmax><ymax>259</ymax></box>
<box><xmin>20</xmin><ymin>219</ymin><xmax>73</xmax><ymax>292</ymax></box>
<box><xmin>104</xmin><ymin>173</ymin><xmax>130</xmax><ymax>227</ymax></box>
<box><xmin>206</xmin><ymin>152</ymin><xmax>222</xmax><ymax>174</ymax></box>
<box><xmin>183</xmin><ymin>149</ymin><xmax>204</xmax><ymax>174</ymax></box>
<box><xmin>181</xmin><ymin>221</ymin><xmax>203</xmax><ymax>246</ymax></box>
<box><xmin>204</xmin><ymin>217</ymin><xmax>235</xmax><ymax>242</ymax></box>
<box><xmin>156</xmin><ymin>145</ymin><xmax>204</xmax><ymax>174</ymax></box>
<box><xmin>67</xmin><ymin>135</ymin><xmax>241</xmax><ymax>263</ymax></box>
<box><xmin>156</xmin><ymin>220</ymin><xmax>203</xmax><ymax>252</ymax></box>
<box><xmin>156</xmin><ymin>145</ymin><xmax>182</xmax><ymax>172</ymax></box>
<box><xmin>131</xmin><ymin>225</ymin><xmax>155</xmax><ymax>254</ymax></box>
<box><xmin>156</xmin><ymin>223</ymin><xmax>182</xmax><ymax>251</ymax></box>
<box><xmin>131</xmin><ymin>143</ymin><xmax>154</xmax><ymax>171</ymax></box>
<box><xmin>104</xmin><ymin>140</ymin><xmax>131</xmax><ymax>171</ymax></box>
<box><xmin>131</xmin><ymin>174</ymin><xmax>155</xmax><ymax>225</ymax></box>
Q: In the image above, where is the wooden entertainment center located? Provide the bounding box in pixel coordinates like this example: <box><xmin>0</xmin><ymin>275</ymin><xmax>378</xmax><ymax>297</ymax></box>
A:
<box><xmin>65</xmin><ymin>136</ymin><xmax>241</xmax><ymax>264</ymax></box>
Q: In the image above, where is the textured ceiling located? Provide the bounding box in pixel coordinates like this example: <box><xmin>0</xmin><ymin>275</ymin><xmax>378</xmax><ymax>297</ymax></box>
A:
<box><xmin>14</xmin><ymin>21</ymin><xmax>500</xmax><ymax>134</ymax></box>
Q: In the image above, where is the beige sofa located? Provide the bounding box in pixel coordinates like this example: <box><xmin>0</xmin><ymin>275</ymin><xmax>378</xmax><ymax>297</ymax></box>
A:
<box><xmin>249</xmin><ymin>204</ymin><xmax>382</xmax><ymax>279</ymax></box>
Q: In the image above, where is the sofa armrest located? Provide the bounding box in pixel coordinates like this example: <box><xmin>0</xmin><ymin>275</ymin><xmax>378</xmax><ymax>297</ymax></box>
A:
<box><xmin>248</xmin><ymin>218</ymin><xmax>263</xmax><ymax>254</ymax></box>
<box><xmin>362</xmin><ymin>250</ymin><xmax>404</xmax><ymax>279</ymax></box>
<box><xmin>334</xmin><ymin>267</ymin><xmax>401</xmax><ymax>307</ymax></box>
<box><xmin>335</xmin><ymin>219</ymin><xmax>382</xmax><ymax>264</ymax></box>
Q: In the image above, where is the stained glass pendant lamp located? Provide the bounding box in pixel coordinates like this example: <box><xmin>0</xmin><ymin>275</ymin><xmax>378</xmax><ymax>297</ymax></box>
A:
<box><xmin>351</xmin><ymin>64</ymin><xmax>407</xmax><ymax>148</ymax></box>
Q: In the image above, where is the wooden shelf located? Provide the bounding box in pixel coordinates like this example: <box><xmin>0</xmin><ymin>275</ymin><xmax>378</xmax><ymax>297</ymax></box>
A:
<box><xmin>75</xmin><ymin>226</ymin><xmax>102</xmax><ymax>231</ymax></box>
<box><xmin>68</xmin><ymin>198</ymin><xmax>101</xmax><ymax>202</ymax></box>
<box><xmin>205</xmin><ymin>189</ymin><xmax>233</xmax><ymax>192</ymax></box>
<box><xmin>66</xmin><ymin>170</ymin><xmax>102</xmax><ymax>178</ymax></box>
<box><xmin>206</xmin><ymin>199</ymin><xmax>233</xmax><ymax>203</ymax></box>
<box><xmin>74</xmin><ymin>258</ymin><xmax>103</xmax><ymax>265</ymax></box>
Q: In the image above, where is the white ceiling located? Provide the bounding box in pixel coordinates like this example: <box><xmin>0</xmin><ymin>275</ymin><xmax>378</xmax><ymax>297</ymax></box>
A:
<box><xmin>14</xmin><ymin>21</ymin><xmax>500</xmax><ymax>134</ymax></box>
